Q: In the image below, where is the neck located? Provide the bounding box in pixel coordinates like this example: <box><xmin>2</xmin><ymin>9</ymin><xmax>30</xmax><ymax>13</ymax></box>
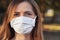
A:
<box><xmin>14</xmin><ymin>32</ymin><xmax>31</xmax><ymax>40</ymax></box>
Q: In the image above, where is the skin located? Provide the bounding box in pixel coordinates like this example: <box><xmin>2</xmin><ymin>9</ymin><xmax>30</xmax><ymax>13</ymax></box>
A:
<box><xmin>10</xmin><ymin>1</ymin><xmax>36</xmax><ymax>40</ymax></box>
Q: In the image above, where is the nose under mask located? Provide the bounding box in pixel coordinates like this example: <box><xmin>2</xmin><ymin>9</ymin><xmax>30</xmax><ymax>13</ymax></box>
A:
<box><xmin>10</xmin><ymin>16</ymin><xmax>37</xmax><ymax>34</ymax></box>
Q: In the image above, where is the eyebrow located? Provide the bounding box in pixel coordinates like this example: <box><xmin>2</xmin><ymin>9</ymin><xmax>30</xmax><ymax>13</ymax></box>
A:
<box><xmin>15</xmin><ymin>11</ymin><xmax>32</xmax><ymax>13</ymax></box>
<box><xmin>24</xmin><ymin>11</ymin><xmax>32</xmax><ymax>13</ymax></box>
<box><xmin>14</xmin><ymin>12</ymin><xmax>20</xmax><ymax>14</ymax></box>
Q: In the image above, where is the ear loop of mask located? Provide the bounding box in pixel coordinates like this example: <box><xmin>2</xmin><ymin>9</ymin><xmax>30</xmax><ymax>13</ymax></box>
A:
<box><xmin>33</xmin><ymin>16</ymin><xmax>37</xmax><ymax>26</ymax></box>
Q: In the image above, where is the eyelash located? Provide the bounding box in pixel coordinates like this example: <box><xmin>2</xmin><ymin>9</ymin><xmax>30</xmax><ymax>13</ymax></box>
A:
<box><xmin>14</xmin><ymin>12</ymin><xmax>32</xmax><ymax>17</ymax></box>
<box><xmin>14</xmin><ymin>13</ymin><xmax>20</xmax><ymax>16</ymax></box>
<box><xmin>26</xmin><ymin>13</ymin><xmax>32</xmax><ymax>15</ymax></box>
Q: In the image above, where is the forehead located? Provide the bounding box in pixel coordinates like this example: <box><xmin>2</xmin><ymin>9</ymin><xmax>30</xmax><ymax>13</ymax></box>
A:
<box><xmin>15</xmin><ymin>1</ymin><xmax>33</xmax><ymax>12</ymax></box>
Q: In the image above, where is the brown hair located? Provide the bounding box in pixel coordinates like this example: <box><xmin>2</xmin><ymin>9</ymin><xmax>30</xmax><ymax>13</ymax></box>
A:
<box><xmin>0</xmin><ymin>0</ymin><xmax>44</xmax><ymax>40</ymax></box>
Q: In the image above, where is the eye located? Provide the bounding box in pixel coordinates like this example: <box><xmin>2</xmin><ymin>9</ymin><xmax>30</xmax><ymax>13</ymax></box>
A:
<box><xmin>24</xmin><ymin>11</ymin><xmax>32</xmax><ymax>16</ymax></box>
<box><xmin>14</xmin><ymin>12</ymin><xmax>20</xmax><ymax>17</ymax></box>
<box><xmin>27</xmin><ymin>12</ymin><xmax>32</xmax><ymax>15</ymax></box>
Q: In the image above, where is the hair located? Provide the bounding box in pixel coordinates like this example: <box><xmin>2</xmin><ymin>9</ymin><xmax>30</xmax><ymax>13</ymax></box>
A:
<box><xmin>0</xmin><ymin>0</ymin><xmax>44</xmax><ymax>40</ymax></box>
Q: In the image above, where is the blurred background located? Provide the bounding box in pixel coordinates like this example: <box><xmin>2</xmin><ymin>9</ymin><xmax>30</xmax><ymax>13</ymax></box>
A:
<box><xmin>0</xmin><ymin>0</ymin><xmax>60</xmax><ymax>40</ymax></box>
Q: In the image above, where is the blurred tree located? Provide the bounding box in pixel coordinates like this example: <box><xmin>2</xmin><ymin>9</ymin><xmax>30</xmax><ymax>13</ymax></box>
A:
<box><xmin>0</xmin><ymin>0</ymin><xmax>11</xmax><ymax>13</ymax></box>
<box><xmin>35</xmin><ymin>0</ymin><xmax>47</xmax><ymax>13</ymax></box>
<box><xmin>36</xmin><ymin>0</ymin><xmax>60</xmax><ymax>12</ymax></box>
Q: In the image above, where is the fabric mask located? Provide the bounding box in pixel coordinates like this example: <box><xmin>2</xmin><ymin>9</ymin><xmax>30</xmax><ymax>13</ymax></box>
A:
<box><xmin>10</xmin><ymin>16</ymin><xmax>36</xmax><ymax>34</ymax></box>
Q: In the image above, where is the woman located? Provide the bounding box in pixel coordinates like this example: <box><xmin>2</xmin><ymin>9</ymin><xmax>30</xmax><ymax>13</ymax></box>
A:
<box><xmin>0</xmin><ymin>0</ymin><xmax>44</xmax><ymax>40</ymax></box>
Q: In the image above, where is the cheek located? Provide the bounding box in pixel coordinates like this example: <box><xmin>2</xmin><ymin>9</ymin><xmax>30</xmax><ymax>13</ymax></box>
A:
<box><xmin>9</xmin><ymin>18</ymin><xmax>13</xmax><ymax>22</ymax></box>
<box><xmin>9</xmin><ymin>16</ymin><xmax>14</xmax><ymax>22</ymax></box>
<box><xmin>30</xmin><ymin>14</ymin><xmax>36</xmax><ymax>19</ymax></box>
<box><xmin>31</xmin><ymin>11</ymin><xmax>36</xmax><ymax>19</ymax></box>
<box><xmin>31</xmin><ymin>11</ymin><xmax>36</xmax><ymax>18</ymax></box>
<box><xmin>9</xmin><ymin>13</ymin><xmax>15</xmax><ymax>22</ymax></box>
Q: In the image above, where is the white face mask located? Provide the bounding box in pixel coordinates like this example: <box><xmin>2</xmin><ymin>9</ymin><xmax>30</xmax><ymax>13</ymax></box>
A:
<box><xmin>10</xmin><ymin>16</ymin><xmax>36</xmax><ymax>34</ymax></box>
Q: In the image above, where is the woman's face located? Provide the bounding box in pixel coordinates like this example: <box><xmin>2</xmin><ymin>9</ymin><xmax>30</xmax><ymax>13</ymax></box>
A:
<box><xmin>10</xmin><ymin>1</ymin><xmax>36</xmax><ymax>21</ymax></box>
